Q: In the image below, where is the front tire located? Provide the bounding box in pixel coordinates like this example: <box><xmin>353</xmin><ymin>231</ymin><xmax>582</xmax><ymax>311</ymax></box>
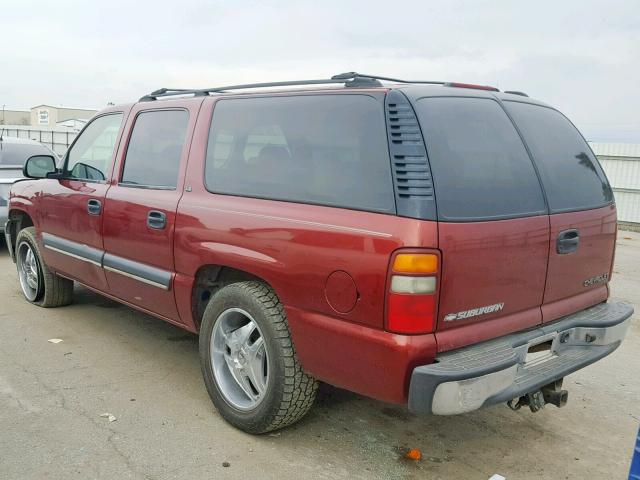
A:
<box><xmin>199</xmin><ymin>281</ymin><xmax>318</xmax><ymax>434</ymax></box>
<box><xmin>15</xmin><ymin>227</ymin><xmax>74</xmax><ymax>307</ymax></box>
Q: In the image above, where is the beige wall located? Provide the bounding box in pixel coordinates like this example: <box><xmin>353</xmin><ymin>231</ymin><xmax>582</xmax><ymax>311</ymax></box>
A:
<box><xmin>0</xmin><ymin>109</ymin><xmax>30</xmax><ymax>125</ymax></box>
<box><xmin>56</xmin><ymin>107</ymin><xmax>97</xmax><ymax>122</ymax></box>
<box><xmin>30</xmin><ymin>106</ymin><xmax>97</xmax><ymax>126</ymax></box>
<box><xmin>31</xmin><ymin>106</ymin><xmax>58</xmax><ymax>126</ymax></box>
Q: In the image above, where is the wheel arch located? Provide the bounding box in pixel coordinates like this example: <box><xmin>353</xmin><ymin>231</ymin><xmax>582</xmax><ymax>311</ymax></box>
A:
<box><xmin>6</xmin><ymin>209</ymin><xmax>35</xmax><ymax>261</ymax></box>
<box><xmin>190</xmin><ymin>264</ymin><xmax>278</xmax><ymax>332</ymax></box>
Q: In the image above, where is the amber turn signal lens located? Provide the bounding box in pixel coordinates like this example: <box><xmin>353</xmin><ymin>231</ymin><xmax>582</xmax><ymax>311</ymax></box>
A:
<box><xmin>392</xmin><ymin>254</ymin><xmax>438</xmax><ymax>274</ymax></box>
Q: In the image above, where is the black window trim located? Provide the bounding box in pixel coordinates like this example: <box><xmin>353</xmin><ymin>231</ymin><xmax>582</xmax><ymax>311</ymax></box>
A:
<box><xmin>412</xmin><ymin>95</ymin><xmax>549</xmax><ymax>223</ymax></box>
<box><xmin>61</xmin><ymin>111</ymin><xmax>125</xmax><ymax>184</ymax></box>
<box><xmin>502</xmin><ymin>99</ymin><xmax>615</xmax><ymax>215</ymax></box>
<box><xmin>116</xmin><ymin>182</ymin><xmax>177</xmax><ymax>191</ymax></box>
<box><xmin>203</xmin><ymin>93</ymin><xmax>397</xmax><ymax>216</ymax></box>
<box><xmin>117</xmin><ymin>107</ymin><xmax>189</xmax><ymax>191</ymax></box>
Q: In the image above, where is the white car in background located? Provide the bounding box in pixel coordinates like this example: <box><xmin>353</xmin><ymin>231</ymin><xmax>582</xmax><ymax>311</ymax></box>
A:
<box><xmin>0</xmin><ymin>136</ymin><xmax>58</xmax><ymax>235</ymax></box>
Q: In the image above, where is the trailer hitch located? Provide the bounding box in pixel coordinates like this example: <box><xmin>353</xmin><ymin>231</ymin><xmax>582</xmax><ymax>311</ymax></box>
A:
<box><xmin>507</xmin><ymin>379</ymin><xmax>569</xmax><ymax>412</ymax></box>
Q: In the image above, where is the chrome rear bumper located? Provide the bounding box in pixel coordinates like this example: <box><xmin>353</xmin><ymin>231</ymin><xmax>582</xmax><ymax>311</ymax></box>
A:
<box><xmin>408</xmin><ymin>301</ymin><xmax>634</xmax><ymax>415</ymax></box>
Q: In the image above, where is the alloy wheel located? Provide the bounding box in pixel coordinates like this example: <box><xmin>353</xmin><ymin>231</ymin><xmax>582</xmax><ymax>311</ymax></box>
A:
<box><xmin>17</xmin><ymin>242</ymin><xmax>40</xmax><ymax>301</ymax></box>
<box><xmin>210</xmin><ymin>308</ymin><xmax>270</xmax><ymax>410</ymax></box>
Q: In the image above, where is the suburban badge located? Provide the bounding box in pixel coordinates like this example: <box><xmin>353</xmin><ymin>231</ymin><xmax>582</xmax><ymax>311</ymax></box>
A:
<box><xmin>444</xmin><ymin>303</ymin><xmax>505</xmax><ymax>322</ymax></box>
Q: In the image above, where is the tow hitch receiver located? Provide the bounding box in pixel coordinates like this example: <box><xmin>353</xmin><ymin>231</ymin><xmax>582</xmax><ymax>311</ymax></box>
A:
<box><xmin>507</xmin><ymin>379</ymin><xmax>569</xmax><ymax>412</ymax></box>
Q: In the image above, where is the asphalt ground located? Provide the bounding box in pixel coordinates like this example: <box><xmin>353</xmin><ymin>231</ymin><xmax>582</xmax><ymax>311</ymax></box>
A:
<box><xmin>1</xmin><ymin>231</ymin><xmax>638</xmax><ymax>479</ymax></box>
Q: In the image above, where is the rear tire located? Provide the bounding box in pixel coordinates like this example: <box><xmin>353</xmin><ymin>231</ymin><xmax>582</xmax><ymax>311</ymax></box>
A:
<box><xmin>199</xmin><ymin>281</ymin><xmax>318</xmax><ymax>434</ymax></box>
<box><xmin>15</xmin><ymin>227</ymin><xmax>74</xmax><ymax>307</ymax></box>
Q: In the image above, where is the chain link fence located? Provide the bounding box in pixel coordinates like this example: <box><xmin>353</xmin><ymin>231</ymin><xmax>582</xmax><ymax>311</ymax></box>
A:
<box><xmin>0</xmin><ymin>125</ymin><xmax>78</xmax><ymax>156</ymax></box>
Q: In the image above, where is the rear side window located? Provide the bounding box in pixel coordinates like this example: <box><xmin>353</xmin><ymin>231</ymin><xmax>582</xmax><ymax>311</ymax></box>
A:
<box><xmin>504</xmin><ymin>101</ymin><xmax>613</xmax><ymax>213</ymax></box>
<box><xmin>205</xmin><ymin>95</ymin><xmax>395</xmax><ymax>213</ymax></box>
<box><xmin>121</xmin><ymin>110</ymin><xmax>189</xmax><ymax>188</ymax></box>
<box><xmin>415</xmin><ymin>97</ymin><xmax>546</xmax><ymax>221</ymax></box>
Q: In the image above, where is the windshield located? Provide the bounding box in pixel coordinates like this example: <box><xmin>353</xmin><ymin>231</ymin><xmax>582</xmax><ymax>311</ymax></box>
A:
<box><xmin>0</xmin><ymin>141</ymin><xmax>54</xmax><ymax>167</ymax></box>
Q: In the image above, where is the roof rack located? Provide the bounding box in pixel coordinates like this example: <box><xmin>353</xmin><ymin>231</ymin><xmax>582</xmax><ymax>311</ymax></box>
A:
<box><xmin>504</xmin><ymin>90</ymin><xmax>529</xmax><ymax>97</ymax></box>
<box><xmin>139</xmin><ymin>72</ymin><xmax>447</xmax><ymax>101</ymax></box>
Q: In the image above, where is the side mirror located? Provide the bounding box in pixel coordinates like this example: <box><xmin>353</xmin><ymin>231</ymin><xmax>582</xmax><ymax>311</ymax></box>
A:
<box><xmin>23</xmin><ymin>155</ymin><xmax>57</xmax><ymax>179</ymax></box>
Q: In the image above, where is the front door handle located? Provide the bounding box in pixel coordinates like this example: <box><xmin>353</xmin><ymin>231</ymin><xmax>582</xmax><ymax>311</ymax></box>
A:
<box><xmin>147</xmin><ymin>210</ymin><xmax>167</xmax><ymax>230</ymax></box>
<box><xmin>87</xmin><ymin>199</ymin><xmax>102</xmax><ymax>216</ymax></box>
<box><xmin>557</xmin><ymin>229</ymin><xmax>580</xmax><ymax>254</ymax></box>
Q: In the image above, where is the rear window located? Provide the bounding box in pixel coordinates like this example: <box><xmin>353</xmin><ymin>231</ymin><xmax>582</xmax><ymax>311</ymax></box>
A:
<box><xmin>504</xmin><ymin>101</ymin><xmax>613</xmax><ymax>213</ymax></box>
<box><xmin>205</xmin><ymin>95</ymin><xmax>395</xmax><ymax>214</ymax></box>
<box><xmin>415</xmin><ymin>97</ymin><xmax>546</xmax><ymax>221</ymax></box>
<box><xmin>0</xmin><ymin>142</ymin><xmax>53</xmax><ymax>166</ymax></box>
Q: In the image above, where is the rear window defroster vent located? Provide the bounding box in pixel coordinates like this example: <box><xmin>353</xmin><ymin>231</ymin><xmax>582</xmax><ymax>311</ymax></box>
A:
<box><xmin>385</xmin><ymin>90</ymin><xmax>437</xmax><ymax>220</ymax></box>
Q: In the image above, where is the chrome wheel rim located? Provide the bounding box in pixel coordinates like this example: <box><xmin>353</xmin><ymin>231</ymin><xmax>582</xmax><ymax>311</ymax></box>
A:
<box><xmin>17</xmin><ymin>242</ymin><xmax>40</xmax><ymax>301</ymax></box>
<box><xmin>211</xmin><ymin>308</ymin><xmax>269</xmax><ymax>411</ymax></box>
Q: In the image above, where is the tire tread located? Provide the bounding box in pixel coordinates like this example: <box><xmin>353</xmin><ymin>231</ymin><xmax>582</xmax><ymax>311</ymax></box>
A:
<box><xmin>200</xmin><ymin>281</ymin><xmax>318</xmax><ymax>433</ymax></box>
<box><xmin>234</xmin><ymin>281</ymin><xmax>318</xmax><ymax>432</ymax></box>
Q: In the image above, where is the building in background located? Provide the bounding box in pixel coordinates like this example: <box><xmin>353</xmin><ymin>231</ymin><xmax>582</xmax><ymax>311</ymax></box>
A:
<box><xmin>1</xmin><ymin>104</ymin><xmax>98</xmax><ymax>155</ymax></box>
<box><xmin>590</xmin><ymin>143</ymin><xmax>640</xmax><ymax>226</ymax></box>
<box><xmin>0</xmin><ymin>108</ymin><xmax>30</xmax><ymax>125</ymax></box>
<box><xmin>1</xmin><ymin>104</ymin><xmax>97</xmax><ymax>128</ymax></box>
<box><xmin>29</xmin><ymin>105</ymin><xmax>97</xmax><ymax>128</ymax></box>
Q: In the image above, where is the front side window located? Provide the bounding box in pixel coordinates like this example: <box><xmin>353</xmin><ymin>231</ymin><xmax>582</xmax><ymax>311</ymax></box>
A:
<box><xmin>121</xmin><ymin>110</ymin><xmax>189</xmax><ymax>188</ymax></box>
<box><xmin>66</xmin><ymin>113</ymin><xmax>123</xmax><ymax>181</ymax></box>
<box><xmin>504</xmin><ymin>101</ymin><xmax>613</xmax><ymax>213</ymax></box>
<box><xmin>205</xmin><ymin>95</ymin><xmax>395</xmax><ymax>213</ymax></box>
<box><xmin>415</xmin><ymin>97</ymin><xmax>546</xmax><ymax>221</ymax></box>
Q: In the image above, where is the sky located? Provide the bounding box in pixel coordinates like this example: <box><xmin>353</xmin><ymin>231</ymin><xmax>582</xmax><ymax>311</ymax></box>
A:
<box><xmin>1</xmin><ymin>0</ymin><xmax>639</xmax><ymax>142</ymax></box>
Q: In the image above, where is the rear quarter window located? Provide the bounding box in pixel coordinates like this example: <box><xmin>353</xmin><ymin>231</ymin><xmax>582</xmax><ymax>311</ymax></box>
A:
<box><xmin>415</xmin><ymin>97</ymin><xmax>546</xmax><ymax>221</ymax></box>
<box><xmin>205</xmin><ymin>95</ymin><xmax>395</xmax><ymax>214</ymax></box>
<box><xmin>504</xmin><ymin>101</ymin><xmax>613</xmax><ymax>213</ymax></box>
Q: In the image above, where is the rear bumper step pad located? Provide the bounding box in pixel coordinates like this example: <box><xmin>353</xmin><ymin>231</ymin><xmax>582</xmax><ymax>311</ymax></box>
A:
<box><xmin>408</xmin><ymin>301</ymin><xmax>633</xmax><ymax>414</ymax></box>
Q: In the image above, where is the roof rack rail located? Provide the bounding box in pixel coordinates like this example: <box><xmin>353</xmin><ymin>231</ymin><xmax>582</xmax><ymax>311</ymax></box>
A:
<box><xmin>504</xmin><ymin>90</ymin><xmax>529</xmax><ymax>97</ymax></box>
<box><xmin>139</xmin><ymin>72</ymin><xmax>447</xmax><ymax>101</ymax></box>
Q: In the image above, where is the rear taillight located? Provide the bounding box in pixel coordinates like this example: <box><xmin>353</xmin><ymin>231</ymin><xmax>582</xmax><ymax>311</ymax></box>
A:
<box><xmin>385</xmin><ymin>252</ymin><xmax>440</xmax><ymax>334</ymax></box>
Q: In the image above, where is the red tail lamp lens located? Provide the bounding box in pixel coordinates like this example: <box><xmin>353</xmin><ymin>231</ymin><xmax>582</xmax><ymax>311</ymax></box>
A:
<box><xmin>387</xmin><ymin>293</ymin><xmax>436</xmax><ymax>334</ymax></box>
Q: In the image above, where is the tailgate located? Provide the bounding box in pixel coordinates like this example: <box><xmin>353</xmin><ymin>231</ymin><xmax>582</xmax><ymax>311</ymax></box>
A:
<box><xmin>504</xmin><ymin>101</ymin><xmax>616</xmax><ymax>322</ymax></box>
<box><xmin>543</xmin><ymin>205</ymin><xmax>617</xmax><ymax>320</ymax></box>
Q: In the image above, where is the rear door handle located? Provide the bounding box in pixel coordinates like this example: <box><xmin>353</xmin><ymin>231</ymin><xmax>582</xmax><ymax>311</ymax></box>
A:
<box><xmin>147</xmin><ymin>210</ymin><xmax>167</xmax><ymax>230</ymax></box>
<box><xmin>87</xmin><ymin>199</ymin><xmax>102</xmax><ymax>215</ymax></box>
<box><xmin>556</xmin><ymin>229</ymin><xmax>580</xmax><ymax>254</ymax></box>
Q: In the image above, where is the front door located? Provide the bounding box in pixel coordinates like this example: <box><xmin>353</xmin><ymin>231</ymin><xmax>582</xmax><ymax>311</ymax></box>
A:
<box><xmin>39</xmin><ymin>112</ymin><xmax>126</xmax><ymax>291</ymax></box>
<box><xmin>102</xmin><ymin>104</ymin><xmax>197</xmax><ymax>321</ymax></box>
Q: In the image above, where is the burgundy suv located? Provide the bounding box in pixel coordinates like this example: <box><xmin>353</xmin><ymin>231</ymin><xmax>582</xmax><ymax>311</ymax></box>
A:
<box><xmin>4</xmin><ymin>73</ymin><xmax>633</xmax><ymax>433</ymax></box>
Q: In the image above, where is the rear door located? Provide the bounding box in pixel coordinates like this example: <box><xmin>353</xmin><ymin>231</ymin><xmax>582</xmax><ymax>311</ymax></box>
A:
<box><xmin>413</xmin><ymin>96</ymin><xmax>550</xmax><ymax>350</ymax></box>
<box><xmin>504</xmin><ymin>101</ymin><xmax>616</xmax><ymax>322</ymax></box>
<box><xmin>102</xmin><ymin>103</ymin><xmax>197</xmax><ymax>321</ymax></box>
